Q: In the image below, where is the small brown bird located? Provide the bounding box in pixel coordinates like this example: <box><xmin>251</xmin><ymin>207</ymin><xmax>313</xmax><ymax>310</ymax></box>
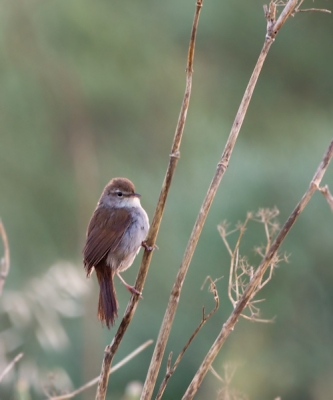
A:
<box><xmin>83</xmin><ymin>178</ymin><xmax>149</xmax><ymax>328</ymax></box>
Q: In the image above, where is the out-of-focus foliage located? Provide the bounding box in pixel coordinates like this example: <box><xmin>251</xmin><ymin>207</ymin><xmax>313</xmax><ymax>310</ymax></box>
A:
<box><xmin>0</xmin><ymin>0</ymin><xmax>332</xmax><ymax>399</ymax></box>
<box><xmin>0</xmin><ymin>263</ymin><xmax>89</xmax><ymax>397</ymax></box>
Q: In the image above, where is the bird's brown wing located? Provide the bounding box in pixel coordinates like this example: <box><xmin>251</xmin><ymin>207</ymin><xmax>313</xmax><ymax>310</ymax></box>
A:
<box><xmin>83</xmin><ymin>206</ymin><xmax>132</xmax><ymax>275</ymax></box>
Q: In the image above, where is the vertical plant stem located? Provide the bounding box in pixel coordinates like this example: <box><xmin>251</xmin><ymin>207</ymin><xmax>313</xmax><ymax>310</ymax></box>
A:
<box><xmin>141</xmin><ymin>2</ymin><xmax>306</xmax><ymax>397</ymax></box>
<box><xmin>140</xmin><ymin>35</ymin><xmax>273</xmax><ymax>400</ymax></box>
<box><xmin>94</xmin><ymin>2</ymin><xmax>204</xmax><ymax>399</ymax></box>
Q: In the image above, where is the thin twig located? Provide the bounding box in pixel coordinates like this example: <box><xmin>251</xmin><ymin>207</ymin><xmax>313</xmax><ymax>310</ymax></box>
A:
<box><xmin>46</xmin><ymin>340</ymin><xmax>153</xmax><ymax>400</ymax></box>
<box><xmin>297</xmin><ymin>8</ymin><xmax>331</xmax><ymax>13</ymax></box>
<box><xmin>182</xmin><ymin>139</ymin><xmax>333</xmax><ymax>399</ymax></box>
<box><xmin>140</xmin><ymin>2</ymin><xmax>283</xmax><ymax>398</ymax></box>
<box><xmin>0</xmin><ymin>219</ymin><xmax>10</xmax><ymax>296</ymax></box>
<box><xmin>155</xmin><ymin>278</ymin><xmax>219</xmax><ymax>400</ymax></box>
<box><xmin>318</xmin><ymin>185</ymin><xmax>333</xmax><ymax>212</ymax></box>
<box><xmin>94</xmin><ymin>2</ymin><xmax>203</xmax><ymax>399</ymax></box>
<box><xmin>294</xmin><ymin>0</ymin><xmax>331</xmax><ymax>14</ymax></box>
<box><xmin>0</xmin><ymin>353</ymin><xmax>23</xmax><ymax>383</ymax></box>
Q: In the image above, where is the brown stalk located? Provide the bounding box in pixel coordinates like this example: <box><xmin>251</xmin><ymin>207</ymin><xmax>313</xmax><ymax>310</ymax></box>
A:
<box><xmin>0</xmin><ymin>219</ymin><xmax>10</xmax><ymax>296</ymax></box>
<box><xmin>94</xmin><ymin>2</ymin><xmax>203</xmax><ymax>399</ymax></box>
<box><xmin>140</xmin><ymin>2</ymin><xmax>287</xmax><ymax>398</ymax></box>
<box><xmin>182</xmin><ymin>139</ymin><xmax>333</xmax><ymax>399</ymax></box>
<box><xmin>155</xmin><ymin>278</ymin><xmax>219</xmax><ymax>400</ymax></box>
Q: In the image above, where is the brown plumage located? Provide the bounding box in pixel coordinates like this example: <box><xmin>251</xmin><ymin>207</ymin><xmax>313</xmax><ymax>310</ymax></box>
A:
<box><xmin>83</xmin><ymin>178</ymin><xmax>149</xmax><ymax>328</ymax></box>
<box><xmin>95</xmin><ymin>260</ymin><xmax>118</xmax><ymax>326</ymax></box>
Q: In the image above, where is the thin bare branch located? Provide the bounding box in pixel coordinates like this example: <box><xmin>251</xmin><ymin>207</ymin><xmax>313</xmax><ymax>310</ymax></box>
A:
<box><xmin>155</xmin><ymin>278</ymin><xmax>219</xmax><ymax>400</ymax></box>
<box><xmin>318</xmin><ymin>185</ymin><xmax>333</xmax><ymax>212</ymax></box>
<box><xmin>182</xmin><ymin>139</ymin><xmax>333</xmax><ymax>399</ymax></box>
<box><xmin>94</xmin><ymin>2</ymin><xmax>203</xmax><ymax>400</ymax></box>
<box><xmin>294</xmin><ymin>0</ymin><xmax>331</xmax><ymax>14</ymax></box>
<box><xmin>0</xmin><ymin>353</ymin><xmax>23</xmax><ymax>383</ymax></box>
<box><xmin>46</xmin><ymin>340</ymin><xmax>153</xmax><ymax>400</ymax></box>
<box><xmin>209</xmin><ymin>366</ymin><xmax>224</xmax><ymax>383</ymax></box>
<box><xmin>297</xmin><ymin>8</ymin><xmax>331</xmax><ymax>13</ymax></box>
<box><xmin>141</xmin><ymin>5</ymin><xmax>281</xmax><ymax>399</ymax></box>
<box><xmin>0</xmin><ymin>219</ymin><xmax>10</xmax><ymax>296</ymax></box>
<box><xmin>217</xmin><ymin>224</ymin><xmax>234</xmax><ymax>257</ymax></box>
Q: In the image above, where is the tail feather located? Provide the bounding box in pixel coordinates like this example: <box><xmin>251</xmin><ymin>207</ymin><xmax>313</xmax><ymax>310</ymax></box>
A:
<box><xmin>95</xmin><ymin>262</ymin><xmax>118</xmax><ymax>328</ymax></box>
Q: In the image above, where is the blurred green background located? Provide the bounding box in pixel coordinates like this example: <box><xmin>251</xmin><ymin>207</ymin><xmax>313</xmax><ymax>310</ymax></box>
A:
<box><xmin>0</xmin><ymin>0</ymin><xmax>332</xmax><ymax>399</ymax></box>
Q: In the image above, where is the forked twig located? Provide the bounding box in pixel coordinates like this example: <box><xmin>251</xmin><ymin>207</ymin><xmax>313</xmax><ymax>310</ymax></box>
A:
<box><xmin>182</xmin><ymin>139</ymin><xmax>333</xmax><ymax>399</ymax></box>
<box><xmin>0</xmin><ymin>219</ymin><xmax>10</xmax><ymax>296</ymax></box>
<box><xmin>155</xmin><ymin>278</ymin><xmax>219</xmax><ymax>400</ymax></box>
<box><xmin>0</xmin><ymin>353</ymin><xmax>23</xmax><ymax>383</ymax></box>
<box><xmin>46</xmin><ymin>340</ymin><xmax>153</xmax><ymax>400</ymax></box>
<box><xmin>94</xmin><ymin>2</ymin><xmax>203</xmax><ymax>399</ymax></box>
<box><xmin>318</xmin><ymin>185</ymin><xmax>333</xmax><ymax>212</ymax></box>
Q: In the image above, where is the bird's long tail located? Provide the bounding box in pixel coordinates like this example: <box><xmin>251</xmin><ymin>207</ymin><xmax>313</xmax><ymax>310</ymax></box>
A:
<box><xmin>95</xmin><ymin>262</ymin><xmax>118</xmax><ymax>328</ymax></box>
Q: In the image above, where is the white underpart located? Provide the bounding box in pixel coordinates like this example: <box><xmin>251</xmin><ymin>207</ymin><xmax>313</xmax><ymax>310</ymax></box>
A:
<box><xmin>106</xmin><ymin>196</ymin><xmax>149</xmax><ymax>273</ymax></box>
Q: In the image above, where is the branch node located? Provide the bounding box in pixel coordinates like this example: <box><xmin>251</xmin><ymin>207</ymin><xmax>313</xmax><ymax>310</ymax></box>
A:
<box><xmin>217</xmin><ymin>160</ymin><xmax>228</xmax><ymax>172</ymax></box>
<box><xmin>265</xmin><ymin>33</ymin><xmax>275</xmax><ymax>42</ymax></box>
<box><xmin>104</xmin><ymin>346</ymin><xmax>112</xmax><ymax>356</ymax></box>
<box><xmin>264</xmin><ymin>1</ymin><xmax>278</xmax><ymax>39</ymax></box>
<box><xmin>170</xmin><ymin>150</ymin><xmax>181</xmax><ymax>159</ymax></box>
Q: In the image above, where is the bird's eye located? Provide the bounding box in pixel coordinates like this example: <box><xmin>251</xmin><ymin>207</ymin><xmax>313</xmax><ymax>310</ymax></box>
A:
<box><xmin>117</xmin><ymin>191</ymin><xmax>123</xmax><ymax>197</ymax></box>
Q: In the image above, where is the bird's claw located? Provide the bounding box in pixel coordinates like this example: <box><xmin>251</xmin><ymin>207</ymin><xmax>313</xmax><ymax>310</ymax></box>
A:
<box><xmin>142</xmin><ymin>241</ymin><xmax>158</xmax><ymax>251</ymax></box>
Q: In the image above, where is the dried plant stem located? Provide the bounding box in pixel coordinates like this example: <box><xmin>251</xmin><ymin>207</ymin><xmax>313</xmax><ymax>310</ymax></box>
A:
<box><xmin>155</xmin><ymin>278</ymin><xmax>219</xmax><ymax>400</ymax></box>
<box><xmin>0</xmin><ymin>352</ymin><xmax>23</xmax><ymax>383</ymax></box>
<box><xmin>0</xmin><ymin>219</ymin><xmax>10</xmax><ymax>296</ymax></box>
<box><xmin>140</xmin><ymin>2</ymin><xmax>293</xmax><ymax>397</ymax></box>
<box><xmin>182</xmin><ymin>139</ymin><xmax>333</xmax><ymax>399</ymax></box>
<box><xmin>94</xmin><ymin>2</ymin><xmax>203</xmax><ymax>399</ymax></box>
<box><xmin>46</xmin><ymin>340</ymin><xmax>153</xmax><ymax>400</ymax></box>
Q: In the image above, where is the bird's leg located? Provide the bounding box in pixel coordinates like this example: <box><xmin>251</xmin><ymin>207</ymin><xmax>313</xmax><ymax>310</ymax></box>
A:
<box><xmin>141</xmin><ymin>241</ymin><xmax>158</xmax><ymax>251</ymax></box>
<box><xmin>117</xmin><ymin>272</ymin><xmax>142</xmax><ymax>297</ymax></box>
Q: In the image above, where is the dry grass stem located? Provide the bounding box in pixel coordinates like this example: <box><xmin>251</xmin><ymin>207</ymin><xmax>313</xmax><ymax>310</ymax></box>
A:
<box><xmin>0</xmin><ymin>352</ymin><xmax>23</xmax><ymax>383</ymax></box>
<box><xmin>155</xmin><ymin>278</ymin><xmax>219</xmax><ymax>400</ymax></box>
<box><xmin>182</xmin><ymin>139</ymin><xmax>333</xmax><ymax>399</ymax></box>
<box><xmin>45</xmin><ymin>340</ymin><xmax>153</xmax><ymax>400</ymax></box>
<box><xmin>318</xmin><ymin>185</ymin><xmax>333</xmax><ymax>212</ymax></box>
<box><xmin>94</xmin><ymin>2</ymin><xmax>203</xmax><ymax>399</ymax></box>
<box><xmin>140</xmin><ymin>3</ymin><xmax>283</xmax><ymax>398</ymax></box>
<box><xmin>0</xmin><ymin>219</ymin><xmax>10</xmax><ymax>296</ymax></box>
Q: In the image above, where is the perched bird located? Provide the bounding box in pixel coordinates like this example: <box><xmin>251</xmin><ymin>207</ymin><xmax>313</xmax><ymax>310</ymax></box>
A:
<box><xmin>83</xmin><ymin>177</ymin><xmax>149</xmax><ymax>328</ymax></box>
